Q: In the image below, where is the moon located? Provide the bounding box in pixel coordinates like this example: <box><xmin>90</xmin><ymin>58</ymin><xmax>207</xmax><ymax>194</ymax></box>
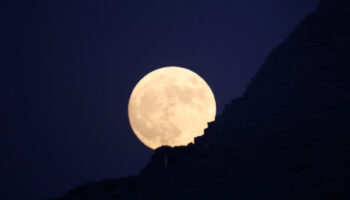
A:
<box><xmin>128</xmin><ymin>66</ymin><xmax>216</xmax><ymax>150</ymax></box>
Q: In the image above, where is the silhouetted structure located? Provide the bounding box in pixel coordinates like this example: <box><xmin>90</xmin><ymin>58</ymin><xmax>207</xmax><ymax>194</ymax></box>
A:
<box><xmin>55</xmin><ymin>0</ymin><xmax>350</xmax><ymax>199</ymax></box>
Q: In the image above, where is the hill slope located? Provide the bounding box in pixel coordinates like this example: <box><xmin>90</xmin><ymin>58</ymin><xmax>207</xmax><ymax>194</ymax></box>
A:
<box><xmin>56</xmin><ymin>0</ymin><xmax>350</xmax><ymax>199</ymax></box>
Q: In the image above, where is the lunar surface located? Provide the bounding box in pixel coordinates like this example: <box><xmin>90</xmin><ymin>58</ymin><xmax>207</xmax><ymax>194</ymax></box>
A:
<box><xmin>128</xmin><ymin>66</ymin><xmax>216</xmax><ymax>149</ymax></box>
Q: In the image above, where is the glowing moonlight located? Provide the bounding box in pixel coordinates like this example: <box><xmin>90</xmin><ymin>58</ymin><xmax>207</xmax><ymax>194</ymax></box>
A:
<box><xmin>128</xmin><ymin>66</ymin><xmax>216</xmax><ymax>149</ymax></box>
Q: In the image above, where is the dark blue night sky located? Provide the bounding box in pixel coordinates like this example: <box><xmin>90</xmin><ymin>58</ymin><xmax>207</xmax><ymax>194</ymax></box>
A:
<box><xmin>2</xmin><ymin>0</ymin><xmax>319</xmax><ymax>199</ymax></box>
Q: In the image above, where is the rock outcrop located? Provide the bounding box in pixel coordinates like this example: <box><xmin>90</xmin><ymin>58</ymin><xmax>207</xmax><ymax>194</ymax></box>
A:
<box><xmin>56</xmin><ymin>1</ymin><xmax>350</xmax><ymax>199</ymax></box>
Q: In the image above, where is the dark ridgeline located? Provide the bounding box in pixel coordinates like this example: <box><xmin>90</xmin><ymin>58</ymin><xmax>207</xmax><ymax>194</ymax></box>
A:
<box><xmin>55</xmin><ymin>0</ymin><xmax>350</xmax><ymax>199</ymax></box>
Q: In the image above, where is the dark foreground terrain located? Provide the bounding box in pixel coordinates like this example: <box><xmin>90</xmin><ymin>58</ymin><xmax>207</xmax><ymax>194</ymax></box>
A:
<box><xmin>55</xmin><ymin>0</ymin><xmax>350</xmax><ymax>199</ymax></box>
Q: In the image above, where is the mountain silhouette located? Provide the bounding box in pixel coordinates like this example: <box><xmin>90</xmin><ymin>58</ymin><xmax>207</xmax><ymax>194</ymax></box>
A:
<box><xmin>55</xmin><ymin>0</ymin><xmax>350</xmax><ymax>199</ymax></box>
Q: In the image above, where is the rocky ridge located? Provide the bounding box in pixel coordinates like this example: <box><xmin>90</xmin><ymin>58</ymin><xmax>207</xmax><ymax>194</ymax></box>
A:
<box><xmin>56</xmin><ymin>0</ymin><xmax>350</xmax><ymax>199</ymax></box>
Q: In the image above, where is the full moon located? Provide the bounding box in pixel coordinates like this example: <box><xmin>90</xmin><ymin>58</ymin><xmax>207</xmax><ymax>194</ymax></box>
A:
<box><xmin>128</xmin><ymin>66</ymin><xmax>216</xmax><ymax>150</ymax></box>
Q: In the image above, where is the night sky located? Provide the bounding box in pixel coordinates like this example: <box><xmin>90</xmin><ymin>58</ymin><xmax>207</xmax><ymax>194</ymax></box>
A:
<box><xmin>2</xmin><ymin>0</ymin><xmax>319</xmax><ymax>199</ymax></box>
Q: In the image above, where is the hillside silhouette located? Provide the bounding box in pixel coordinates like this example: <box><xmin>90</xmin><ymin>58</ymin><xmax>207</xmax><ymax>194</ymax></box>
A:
<box><xmin>55</xmin><ymin>0</ymin><xmax>350</xmax><ymax>199</ymax></box>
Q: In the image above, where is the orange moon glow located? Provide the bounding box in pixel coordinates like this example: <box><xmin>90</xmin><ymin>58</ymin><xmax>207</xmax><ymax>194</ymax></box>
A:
<box><xmin>128</xmin><ymin>66</ymin><xmax>216</xmax><ymax>149</ymax></box>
